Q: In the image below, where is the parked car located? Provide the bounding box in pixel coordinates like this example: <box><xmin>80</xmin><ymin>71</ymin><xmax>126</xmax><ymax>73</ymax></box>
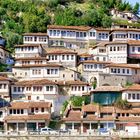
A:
<box><xmin>40</xmin><ymin>127</ymin><xmax>58</xmax><ymax>135</ymax></box>
<box><xmin>59</xmin><ymin>129</ymin><xmax>71</xmax><ymax>134</ymax></box>
<box><xmin>99</xmin><ymin>128</ymin><xmax>110</xmax><ymax>136</ymax></box>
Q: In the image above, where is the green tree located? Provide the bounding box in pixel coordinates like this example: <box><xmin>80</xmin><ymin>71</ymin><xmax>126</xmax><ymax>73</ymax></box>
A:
<box><xmin>133</xmin><ymin>2</ymin><xmax>139</xmax><ymax>14</ymax></box>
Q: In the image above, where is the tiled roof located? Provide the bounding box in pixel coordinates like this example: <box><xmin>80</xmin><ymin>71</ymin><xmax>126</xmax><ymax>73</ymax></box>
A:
<box><xmin>91</xmin><ymin>86</ymin><xmax>123</xmax><ymax>92</ymax></box>
<box><xmin>57</xmin><ymin>80</ymin><xmax>89</xmax><ymax>86</ymax></box>
<box><xmin>98</xmin><ymin>116</ymin><xmax>115</xmax><ymax>121</ymax></box>
<box><xmin>128</xmin><ymin>40</ymin><xmax>140</xmax><ymax>45</ymax></box>
<box><xmin>95</xmin><ymin>28</ymin><xmax>111</xmax><ymax>31</ymax></box>
<box><xmin>122</xmin><ymin>84</ymin><xmax>140</xmax><ymax>91</ymax></box>
<box><xmin>8</xmin><ymin>101</ymin><xmax>52</xmax><ymax>109</ymax></box>
<box><xmin>47</xmin><ymin>25</ymin><xmax>92</xmax><ymax>31</ymax></box>
<box><xmin>23</xmin><ymin>33</ymin><xmax>48</xmax><ymax>36</ymax></box>
<box><xmin>112</xmin><ymin>28</ymin><xmax>140</xmax><ymax>32</ymax></box>
<box><xmin>79</xmin><ymin>53</ymin><xmax>93</xmax><ymax>58</ymax></box>
<box><xmin>5</xmin><ymin>114</ymin><xmax>50</xmax><ymax>121</ymax></box>
<box><xmin>117</xmin><ymin>117</ymin><xmax>140</xmax><ymax>122</ymax></box>
<box><xmin>82</xmin><ymin>104</ymin><xmax>98</xmax><ymax>112</ymax></box>
<box><xmin>105</xmin><ymin>41</ymin><xmax>127</xmax><ymax>46</ymax></box>
<box><xmin>105</xmin><ymin>63</ymin><xmax>140</xmax><ymax>69</ymax></box>
<box><xmin>83</xmin><ymin>114</ymin><xmax>98</xmax><ymax>121</ymax></box>
<box><xmin>81</xmin><ymin>60</ymin><xmax>111</xmax><ymax>64</ymax></box>
<box><xmin>15</xmin><ymin>57</ymin><xmax>48</xmax><ymax>61</ymax></box>
<box><xmin>15</xmin><ymin>44</ymin><xmax>41</xmax><ymax>47</ymax></box>
<box><xmin>100</xmin><ymin>106</ymin><xmax>115</xmax><ymax>113</ymax></box>
<box><xmin>13</xmin><ymin>63</ymin><xmax>62</xmax><ymax>68</ymax></box>
<box><xmin>63</xmin><ymin>110</ymin><xmax>81</xmax><ymax>121</ymax></box>
<box><xmin>0</xmin><ymin>76</ymin><xmax>10</xmax><ymax>81</ymax></box>
<box><xmin>14</xmin><ymin>79</ymin><xmax>56</xmax><ymax>86</ymax></box>
<box><xmin>46</xmin><ymin>48</ymin><xmax>77</xmax><ymax>54</ymax></box>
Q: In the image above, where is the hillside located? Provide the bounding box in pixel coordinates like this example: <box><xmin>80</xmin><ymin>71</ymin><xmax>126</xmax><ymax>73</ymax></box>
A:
<box><xmin>0</xmin><ymin>0</ymin><xmax>139</xmax><ymax>51</ymax></box>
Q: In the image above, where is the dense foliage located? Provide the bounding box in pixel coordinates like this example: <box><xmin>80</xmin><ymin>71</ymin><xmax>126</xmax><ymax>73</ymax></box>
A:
<box><xmin>0</xmin><ymin>0</ymin><xmax>139</xmax><ymax>51</ymax></box>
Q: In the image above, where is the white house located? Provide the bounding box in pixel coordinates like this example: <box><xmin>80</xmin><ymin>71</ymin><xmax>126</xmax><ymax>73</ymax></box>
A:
<box><xmin>23</xmin><ymin>33</ymin><xmax>49</xmax><ymax>47</ymax></box>
<box><xmin>122</xmin><ymin>84</ymin><xmax>140</xmax><ymax>103</ymax></box>
<box><xmin>14</xmin><ymin>44</ymin><xmax>44</xmax><ymax>58</ymax></box>
<box><xmin>0</xmin><ymin>76</ymin><xmax>11</xmax><ymax>101</ymax></box>
<box><xmin>4</xmin><ymin>101</ymin><xmax>51</xmax><ymax>133</ymax></box>
<box><xmin>106</xmin><ymin>41</ymin><xmax>128</xmax><ymax>63</ymax></box>
<box><xmin>46</xmin><ymin>48</ymin><xmax>77</xmax><ymax>68</ymax></box>
<box><xmin>105</xmin><ymin>63</ymin><xmax>140</xmax><ymax>76</ymax></box>
<box><xmin>128</xmin><ymin>40</ymin><xmax>140</xmax><ymax>60</ymax></box>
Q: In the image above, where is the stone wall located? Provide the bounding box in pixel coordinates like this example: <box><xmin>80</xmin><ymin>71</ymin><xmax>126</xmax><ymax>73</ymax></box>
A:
<box><xmin>0</xmin><ymin>135</ymin><xmax>116</xmax><ymax>140</ymax></box>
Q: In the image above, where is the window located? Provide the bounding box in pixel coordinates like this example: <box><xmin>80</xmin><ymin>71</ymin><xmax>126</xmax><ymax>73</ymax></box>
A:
<box><xmin>63</xmin><ymin>74</ymin><xmax>65</xmax><ymax>78</ymax></box>
<box><xmin>94</xmin><ymin>64</ymin><xmax>97</xmax><ymax>69</ymax></box>
<box><xmin>21</xmin><ymin>109</ymin><xmax>23</xmax><ymax>114</ymax></box>
<box><xmin>62</xmin><ymin>55</ymin><xmax>65</xmax><ymax>60</ymax></box>
<box><xmin>137</xmin><ymin>94</ymin><xmax>140</xmax><ymax>99</ymax></box>
<box><xmin>41</xmin><ymin>108</ymin><xmax>44</xmax><ymax>112</ymax></box>
<box><xmin>18</xmin><ymin>87</ymin><xmax>21</xmax><ymax>92</ymax></box>
<box><xmin>31</xmin><ymin>108</ymin><xmax>34</xmax><ymax>113</ymax></box>
<box><xmin>71</xmin><ymin>55</ymin><xmax>74</xmax><ymax>60</ymax></box>
<box><xmin>132</xmin><ymin>94</ymin><xmax>135</xmax><ymax>99</ymax></box>
<box><xmin>17</xmin><ymin>109</ymin><xmax>20</xmax><ymax>114</ymax></box>
<box><xmin>47</xmin><ymin>69</ymin><xmax>50</xmax><ymax>74</ymax></box>
<box><xmin>10</xmin><ymin>109</ymin><xmax>12</xmax><ymax>114</ymax></box>
<box><xmin>127</xmin><ymin>69</ymin><xmax>129</xmax><ymax>74</ymax></box>
<box><xmin>14</xmin><ymin>87</ymin><xmax>17</xmax><ymax>92</ymax></box>
<box><xmin>122</xmin><ymin>69</ymin><xmax>125</xmax><ymax>73</ymax></box>
<box><xmin>138</xmin><ymin>47</ymin><xmax>140</xmax><ymax>52</ymax></box>
<box><xmin>132</xmin><ymin>47</ymin><xmax>135</xmax><ymax>52</ymax></box>
<box><xmin>128</xmin><ymin>94</ymin><xmax>131</xmax><ymax>99</ymax></box>
<box><xmin>13</xmin><ymin>109</ymin><xmax>16</xmax><ymax>114</ymax></box>
<box><xmin>110</xmin><ymin>47</ymin><xmax>112</xmax><ymax>51</ymax></box>
<box><xmin>118</xmin><ymin>69</ymin><xmax>120</xmax><ymax>73</ymax></box>
<box><xmin>67</xmin><ymin>55</ymin><xmax>69</xmax><ymax>60</ymax></box>
<box><xmin>36</xmin><ymin>96</ymin><xmax>39</xmax><ymax>100</ymax></box>
<box><xmin>82</xmin><ymin>86</ymin><xmax>85</xmax><ymax>91</ymax></box>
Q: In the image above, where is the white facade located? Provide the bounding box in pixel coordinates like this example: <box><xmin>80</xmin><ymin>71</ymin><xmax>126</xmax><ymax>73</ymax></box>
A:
<box><xmin>15</xmin><ymin>45</ymin><xmax>43</xmax><ymax>58</ymax></box>
<box><xmin>23</xmin><ymin>33</ymin><xmax>48</xmax><ymax>46</ymax></box>
<box><xmin>107</xmin><ymin>43</ymin><xmax>128</xmax><ymax>63</ymax></box>
<box><xmin>122</xmin><ymin>90</ymin><xmax>140</xmax><ymax>103</ymax></box>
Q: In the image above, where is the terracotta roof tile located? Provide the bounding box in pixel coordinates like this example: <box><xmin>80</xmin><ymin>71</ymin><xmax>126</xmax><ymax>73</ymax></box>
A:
<box><xmin>23</xmin><ymin>33</ymin><xmax>48</xmax><ymax>36</ymax></box>
<box><xmin>13</xmin><ymin>63</ymin><xmax>62</xmax><ymax>68</ymax></box>
<box><xmin>117</xmin><ymin>117</ymin><xmax>140</xmax><ymax>122</ymax></box>
<box><xmin>100</xmin><ymin>106</ymin><xmax>115</xmax><ymax>113</ymax></box>
<box><xmin>81</xmin><ymin>60</ymin><xmax>111</xmax><ymax>64</ymax></box>
<box><xmin>15</xmin><ymin>57</ymin><xmax>48</xmax><ymax>61</ymax></box>
<box><xmin>128</xmin><ymin>40</ymin><xmax>140</xmax><ymax>46</ymax></box>
<box><xmin>46</xmin><ymin>48</ymin><xmax>77</xmax><ymax>54</ymax></box>
<box><xmin>83</xmin><ymin>115</ymin><xmax>98</xmax><ymax>121</ymax></box>
<box><xmin>15</xmin><ymin>44</ymin><xmax>41</xmax><ymax>47</ymax></box>
<box><xmin>91</xmin><ymin>86</ymin><xmax>123</xmax><ymax>92</ymax></box>
<box><xmin>112</xmin><ymin>28</ymin><xmax>140</xmax><ymax>32</ymax></box>
<box><xmin>63</xmin><ymin>110</ymin><xmax>81</xmax><ymax>121</ymax></box>
<box><xmin>82</xmin><ymin>104</ymin><xmax>98</xmax><ymax>112</ymax></box>
<box><xmin>105</xmin><ymin>63</ymin><xmax>140</xmax><ymax>69</ymax></box>
<box><xmin>57</xmin><ymin>80</ymin><xmax>89</xmax><ymax>86</ymax></box>
<box><xmin>5</xmin><ymin>114</ymin><xmax>50</xmax><ymax>121</ymax></box>
<box><xmin>8</xmin><ymin>101</ymin><xmax>52</xmax><ymax>109</ymax></box>
<box><xmin>47</xmin><ymin>25</ymin><xmax>92</xmax><ymax>31</ymax></box>
<box><xmin>14</xmin><ymin>79</ymin><xmax>56</xmax><ymax>86</ymax></box>
<box><xmin>79</xmin><ymin>53</ymin><xmax>93</xmax><ymax>58</ymax></box>
<box><xmin>0</xmin><ymin>76</ymin><xmax>10</xmax><ymax>81</ymax></box>
<box><xmin>123</xmin><ymin>84</ymin><xmax>140</xmax><ymax>91</ymax></box>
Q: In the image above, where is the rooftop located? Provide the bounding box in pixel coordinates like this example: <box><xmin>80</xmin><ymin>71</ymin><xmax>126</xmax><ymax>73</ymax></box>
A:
<box><xmin>13</xmin><ymin>79</ymin><xmax>56</xmax><ymax>86</ymax></box>
<box><xmin>8</xmin><ymin>101</ymin><xmax>52</xmax><ymax>109</ymax></box>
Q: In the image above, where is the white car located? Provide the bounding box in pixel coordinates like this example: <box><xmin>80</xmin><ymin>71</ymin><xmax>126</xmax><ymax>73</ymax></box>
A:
<box><xmin>40</xmin><ymin>127</ymin><xmax>58</xmax><ymax>135</ymax></box>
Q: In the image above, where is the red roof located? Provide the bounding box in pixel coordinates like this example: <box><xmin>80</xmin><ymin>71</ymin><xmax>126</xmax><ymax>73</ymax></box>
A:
<box><xmin>125</xmin><ymin>123</ymin><xmax>137</xmax><ymax>126</ymax></box>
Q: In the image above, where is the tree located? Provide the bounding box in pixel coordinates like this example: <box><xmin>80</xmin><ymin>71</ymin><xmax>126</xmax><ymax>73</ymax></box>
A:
<box><xmin>133</xmin><ymin>2</ymin><xmax>139</xmax><ymax>14</ymax></box>
<box><xmin>114</xmin><ymin>97</ymin><xmax>131</xmax><ymax>109</ymax></box>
